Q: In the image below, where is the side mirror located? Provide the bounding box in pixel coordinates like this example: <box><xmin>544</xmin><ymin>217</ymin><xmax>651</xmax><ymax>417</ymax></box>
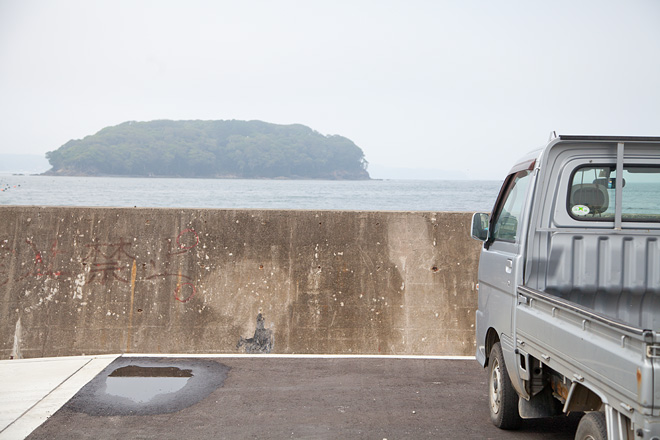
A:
<box><xmin>471</xmin><ymin>212</ymin><xmax>490</xmax><ymax>242</ymax></box>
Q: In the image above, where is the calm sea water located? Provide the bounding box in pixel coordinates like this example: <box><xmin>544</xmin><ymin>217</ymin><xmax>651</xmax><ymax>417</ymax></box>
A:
<box><xmin>0</xmin><ymin>175</ymin><xmax>501</xmax><ymax>212</ymax></box>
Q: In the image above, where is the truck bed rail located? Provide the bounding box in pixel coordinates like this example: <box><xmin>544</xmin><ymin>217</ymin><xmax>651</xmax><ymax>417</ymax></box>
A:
<box><xmin>518</xmin><ymin>286</ymin><xmax>650</xmax><ymax>337</ymax></box>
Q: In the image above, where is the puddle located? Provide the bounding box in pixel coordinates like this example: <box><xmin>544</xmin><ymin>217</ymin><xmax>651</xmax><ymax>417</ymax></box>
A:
<box><xmin>106</xmin><ymin>366</ymin><xmax>193</xmax><ymax>403</ymax></box>
<box><xmin>67</xmin><ymin>358</ymin><xmax>230</xmax><ymax>416</ymax></box>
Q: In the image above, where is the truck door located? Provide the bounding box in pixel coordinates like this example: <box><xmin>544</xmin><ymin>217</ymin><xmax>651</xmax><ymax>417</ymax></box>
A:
<box><xmin>477</xmin><ymin>169</ymin><xmax>532</xmax><ymax>393</ymax></box>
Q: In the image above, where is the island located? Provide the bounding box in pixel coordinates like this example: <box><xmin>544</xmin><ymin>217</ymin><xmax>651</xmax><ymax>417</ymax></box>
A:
<box><xmin>45</xmin><ymin>120</ymin><xmax>370</xmax><ymax>180</ymax></box>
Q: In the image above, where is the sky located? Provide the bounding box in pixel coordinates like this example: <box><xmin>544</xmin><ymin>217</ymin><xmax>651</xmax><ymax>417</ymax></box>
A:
<box><xmin>1</xmin><ymin>1</ymin><xmax>659</xmax><ymax>180</ymax></box>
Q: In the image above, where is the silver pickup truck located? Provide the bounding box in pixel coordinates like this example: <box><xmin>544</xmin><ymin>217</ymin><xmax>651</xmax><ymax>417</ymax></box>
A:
<box><xmin>471</xmin><ymin>134</ymin><xmax>660</xmax><ymax>440</ymax></box>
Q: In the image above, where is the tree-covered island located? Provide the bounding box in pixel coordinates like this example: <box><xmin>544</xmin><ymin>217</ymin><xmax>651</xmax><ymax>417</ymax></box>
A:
<box><xmin>45</xmin><ymin>120</ymin><xmax>370</xmax><ymax>179</ymax></box>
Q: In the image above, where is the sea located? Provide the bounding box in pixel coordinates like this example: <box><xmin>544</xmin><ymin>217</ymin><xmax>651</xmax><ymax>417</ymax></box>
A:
<box><xmin>0</xmin><ymin>174</ymin><xmax>501</xmax><ymax>212</ymax></box>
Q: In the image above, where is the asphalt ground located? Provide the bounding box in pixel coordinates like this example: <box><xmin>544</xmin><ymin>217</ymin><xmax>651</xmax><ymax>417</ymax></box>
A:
<box><xmin>26</xmin><ymin>357</ymin><xmax>581</xmax><ymax>440</ymax></box>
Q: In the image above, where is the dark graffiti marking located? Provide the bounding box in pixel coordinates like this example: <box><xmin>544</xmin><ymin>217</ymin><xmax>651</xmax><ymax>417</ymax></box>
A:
<box><xmin>88</xmin><ymin>262</ymin><xmax>131</xmax><ymax>284</ymax></box>
<box><xmin>237</xmin><ymin>313</ymin><xmax>273</xmax><ymax>353</ymax></box>
<box><xmin>144</xmin><ymin>260</ymin><xmax>196</xmax><ymax>303</ymax></box>
<box><xmin>155</xmin><ymin>229</ymin><xmax>202</xmax><ymax>302</ymax></box>
<box><xmin>85</xmin><ymin>238</ymin><xmax>137</xmax><ymax>261</ymax></box>
<box><xmin>144</xmin><ymin>267</ymin><xmax>194</xmax><ymax>282</ymax></box>
<box><xmin>84</xmin><ymin>238</ymin><xmax>137</xmax><ymax>285</ymax></box>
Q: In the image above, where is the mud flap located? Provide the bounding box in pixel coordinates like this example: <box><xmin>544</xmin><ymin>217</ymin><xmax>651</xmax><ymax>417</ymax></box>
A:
<box><xmin>519</xmin><ymin>386</ymin><xmax>563</xmax><ymax>419</ymax></box>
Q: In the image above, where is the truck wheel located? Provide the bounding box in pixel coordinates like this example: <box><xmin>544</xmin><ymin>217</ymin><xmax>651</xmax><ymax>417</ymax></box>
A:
<box><xmin>574</xmin><ymin>411</ymin><xmax>607</xmax><ymax>440</ymax></box>
<box><xmin>488</xmin><ymin>342</ymin><xmax>522</xmax><ymax>429</ymax></box>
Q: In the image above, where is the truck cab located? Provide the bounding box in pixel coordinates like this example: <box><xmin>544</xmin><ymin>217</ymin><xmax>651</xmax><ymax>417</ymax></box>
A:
<box><xmin>471</xmin><ymin>135</ymin><xmax>660</xmax><ymax>440</ymax></box>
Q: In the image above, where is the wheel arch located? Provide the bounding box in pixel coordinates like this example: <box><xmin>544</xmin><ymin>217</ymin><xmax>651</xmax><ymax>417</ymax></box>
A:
<box><xmin>564</xmin><ymin>381</ymin><xmax>603</xmax><ymax>413</ymax></box>
<box><xmin>484</xmin><ymin>328</ymin><xmax>500</xmax><ymax>367</ymax></box>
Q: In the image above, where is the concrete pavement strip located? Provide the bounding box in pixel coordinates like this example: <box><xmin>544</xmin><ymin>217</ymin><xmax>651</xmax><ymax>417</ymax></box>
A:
<box><xmin>0</xmin><ymin>355</ymin><xmax>119</xmax><ymax>440</ymax></box>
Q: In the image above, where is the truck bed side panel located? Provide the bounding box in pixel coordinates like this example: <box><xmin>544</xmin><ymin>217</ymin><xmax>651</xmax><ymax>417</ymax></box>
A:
<box><xmin>542</xmin><ymin>232</ymin><xmax>660</xmax><ymax>330</ymax></box>
<box><xmin>516</xmin><ymin>290</ymin><xmax>656</xmax><ymax>414</ymax></box>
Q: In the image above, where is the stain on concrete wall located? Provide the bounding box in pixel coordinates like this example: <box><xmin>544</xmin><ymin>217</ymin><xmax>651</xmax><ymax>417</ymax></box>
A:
<box><xmin>0</xmin><ymin>207</ymin><xmax>481</xmax><ymax>358</ymax></box>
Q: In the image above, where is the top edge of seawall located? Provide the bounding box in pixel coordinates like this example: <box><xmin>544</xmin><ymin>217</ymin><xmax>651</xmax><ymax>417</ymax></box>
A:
<box><xmin>0</xmin><ymin>205</ymin><xmax>477</xmax><ymax>214</ymax></box>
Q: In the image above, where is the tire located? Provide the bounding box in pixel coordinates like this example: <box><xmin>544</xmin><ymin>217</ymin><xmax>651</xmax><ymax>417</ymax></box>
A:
<box><xmin>575</xmin><ymin>411</ymin><xmax>607</xmax><ymax>440</ymax></box>
<box><xmin>488</xmin><ymin>342</ymin><xmax>522</xmax><ymax>429</ymax></box>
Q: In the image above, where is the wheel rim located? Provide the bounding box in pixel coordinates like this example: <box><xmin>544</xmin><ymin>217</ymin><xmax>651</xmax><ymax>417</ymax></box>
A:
<box><xmin>490</xmin><ymin>358</ymin><xmax>502</xmax><ymax>415</ymax></box>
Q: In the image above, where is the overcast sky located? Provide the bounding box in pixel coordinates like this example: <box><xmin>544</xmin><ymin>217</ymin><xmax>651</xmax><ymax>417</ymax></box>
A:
<box><xmin>1</xmin><ymin>1</ymin><xmax>659</xmax><ymax>180</ymax></box>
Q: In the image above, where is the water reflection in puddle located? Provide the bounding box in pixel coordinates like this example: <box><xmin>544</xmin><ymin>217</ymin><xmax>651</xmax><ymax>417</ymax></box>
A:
<box><xmin>106</xmin><ymin>365</ymin><xmax>193</xmax><ymax>403</ymax></box>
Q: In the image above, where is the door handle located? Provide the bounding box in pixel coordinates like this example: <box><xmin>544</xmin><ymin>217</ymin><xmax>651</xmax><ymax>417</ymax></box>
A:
<box><xmin>505</xmin><ymin>259</ymin><xmax>513</xmax><ymax>274</ymax></box>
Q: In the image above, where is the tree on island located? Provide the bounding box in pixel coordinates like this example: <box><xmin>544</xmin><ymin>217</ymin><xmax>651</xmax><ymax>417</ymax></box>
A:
<box><xmin>45</xmin><ymin>120</ymin><xmax>370</xmax><ymax>180</ymax></box>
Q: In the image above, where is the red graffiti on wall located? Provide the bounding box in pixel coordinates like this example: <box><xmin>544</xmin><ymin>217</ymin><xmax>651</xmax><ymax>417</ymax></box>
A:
<box><xmin>2</xmin><ymin>228</ymin><xmax>204</xmax><ymax>305</ymax></box>
<box><xmin>26</xmin><ymin>239</ymin><xmax>68</xmax><ymax>279</ymax></box>
<box><xmin>147</xmin><ymin>229</ymin><xmax>201</xmax><ymax>303</ymax></box>
<box><xmin>174</xmin><ymin>282</ymin><xmax>196</xmax><ymax>303</ymax></box>
<box><xmin>168</xmin><ymin>228</ymin><xmax>199</xmax><ymax>255</ymax></box>
<box><xmin>0</xmin><ymin>238</ymin><xmax>69</xmax><ymax>286</ymax></box>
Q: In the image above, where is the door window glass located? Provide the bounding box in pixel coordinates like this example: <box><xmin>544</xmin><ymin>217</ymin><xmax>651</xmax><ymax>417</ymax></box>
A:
<box><xmin>491</xmin><ymin>170</ymin><xmax>532</xmax><ymax>242</ymax></box>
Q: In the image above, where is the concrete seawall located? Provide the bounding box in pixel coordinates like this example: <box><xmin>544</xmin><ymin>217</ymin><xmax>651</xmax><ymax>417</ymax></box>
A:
<box><xmin>0</xmin><ymin>207</ymin><xmax>481</xmax><ymax>358</ymax></box>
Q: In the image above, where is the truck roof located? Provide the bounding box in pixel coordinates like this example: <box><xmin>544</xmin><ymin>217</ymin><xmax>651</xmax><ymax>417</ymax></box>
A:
<box><xmin>558</xmin><ymin>135</ymin><xmax>660</xmax><ymax>142</ymax></box>
<box><xmin>507</xmin><ymin>134</ymin><xmax>660</xmax><ymax>175</ymax></box>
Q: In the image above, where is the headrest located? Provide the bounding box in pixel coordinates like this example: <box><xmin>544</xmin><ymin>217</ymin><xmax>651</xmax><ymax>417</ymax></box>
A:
<box><xmin>570</xmin><ymin>184</ymin><xmax>609</xmax><ymax>215</ymax></box>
